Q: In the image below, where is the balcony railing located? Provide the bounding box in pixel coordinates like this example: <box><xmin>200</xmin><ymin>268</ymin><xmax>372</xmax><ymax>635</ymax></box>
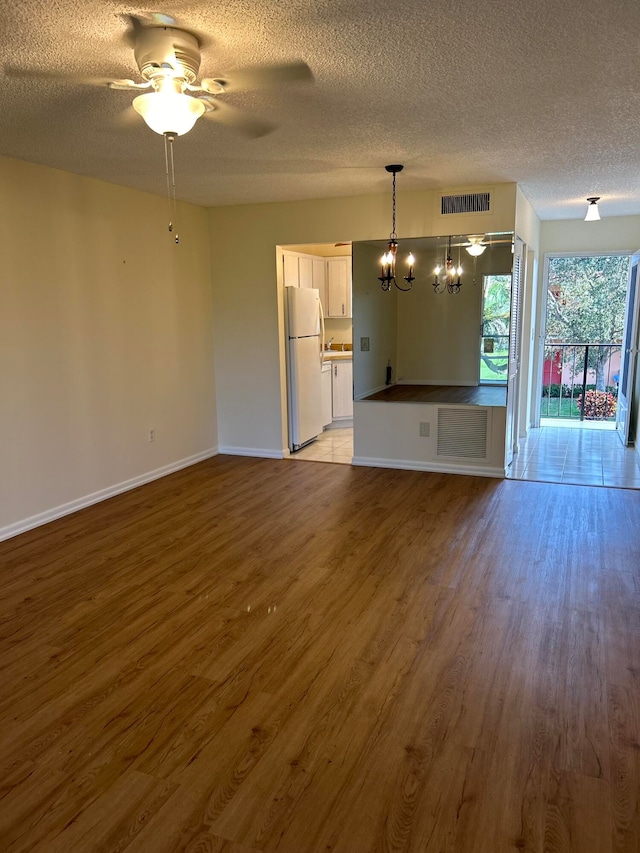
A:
<box><xmin>541</xmin><ymin>342</ymin><xmax>621</xmax><ymax>421</ymax></box>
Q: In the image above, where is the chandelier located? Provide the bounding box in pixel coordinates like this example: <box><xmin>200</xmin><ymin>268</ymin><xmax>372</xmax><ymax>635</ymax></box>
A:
<box><xmin>378</xmin><ymin>165</ymin><xmax>415</xmax><ymax>291</ymax></box>
<box><xmin>433</xmin><ymin>236</ymin><xmax>463</xmax><ymax>294</ymax></box>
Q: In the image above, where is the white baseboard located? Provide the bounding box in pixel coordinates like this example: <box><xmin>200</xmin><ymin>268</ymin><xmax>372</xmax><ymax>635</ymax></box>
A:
<box><xmin>218</xmin><ymin>446</ymin><xmax>286</xmax><ymax>459</ymax></box>
<box><xmin>0</xmin><ymin>447</ymin><xmax>219</xmax><ymax>543</ymax></box>
<box><xmin>351</xmin><ymin>455</ymin><xmax>505</xmax><ymax>478</ymax></box>
<box><xmin>396</xmin><ymin>379</ymin><xmax>478</xmax><ymax>387</ymax></box>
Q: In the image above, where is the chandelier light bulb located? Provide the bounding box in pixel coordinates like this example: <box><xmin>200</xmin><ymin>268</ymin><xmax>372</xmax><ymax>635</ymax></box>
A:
<box><xmin>407</xmin><ymin>253</ymin><xmax>415</xmax><ymax>265</ymax></box>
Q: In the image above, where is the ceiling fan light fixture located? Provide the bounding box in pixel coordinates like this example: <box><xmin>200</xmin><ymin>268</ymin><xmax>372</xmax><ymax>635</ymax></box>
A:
<box><xmin>585</xmin><ymin>196</ymin><xmax>601</xmax><ymax>221</ymax></box>
<box><xmin>133</xmin><ymin>83</ymin><xmax>205</xmax><ymax>136</ymax></box>
<box><xmin>466</xmin><ymin>238</ymin><xmax>486</xmax><ymax>257</ymax></box>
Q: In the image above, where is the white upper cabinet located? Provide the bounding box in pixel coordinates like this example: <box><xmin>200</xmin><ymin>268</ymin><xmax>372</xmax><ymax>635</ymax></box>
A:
<box><xmin>326</xmin><ymin>256</ymin><xmax>352</xmax><ymax>318</ymax></box>
<box><xmin>299</xmin><ymin>256</ymin><xmax>314</xmax><ymax>288</ymax></box>
<box><xmin>312</xmin><ymin>258</ymin><xmax>326</xmax><ymax>307</ymax></box>
<box><xmin>283</xmin><ymin>253</ymin><xmax>300</xmax><ymax>287</ymax></box>
<box><xmin>282</xmin><ymin>251</ymin><xmax>351</xmax><ymax>319</ymax></box>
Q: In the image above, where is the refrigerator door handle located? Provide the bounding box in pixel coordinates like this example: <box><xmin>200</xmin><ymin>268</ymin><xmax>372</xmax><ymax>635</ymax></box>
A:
<box><xmin>319</xmin><ymin>299</ymin><xmax>325</xmax><ymax>364</ymax></box>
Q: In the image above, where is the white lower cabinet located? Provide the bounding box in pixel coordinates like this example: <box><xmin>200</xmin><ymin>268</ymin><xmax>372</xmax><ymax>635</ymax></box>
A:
<box><xmin>331</xmin><ymin>360</ymin><xmax>353</xmax><ymax>419</ymax></box>
<box><xmin>321</xmin><ymin>365</ymin><xmax>333</xmax><ymax>426</ymax></box>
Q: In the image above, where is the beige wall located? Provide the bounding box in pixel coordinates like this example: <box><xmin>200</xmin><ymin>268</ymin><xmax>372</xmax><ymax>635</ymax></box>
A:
<box><xmin>396</xmin><ymin>244</ymin><xmax>513</xmax><ymax>385</ymax></box>
<box><xmin>324</xmin><ymin>318</ymin><xmax>353</xmax><ymax>346</ymax></box>
<box><xmin>539</xmin><ymin>215</ymin><xmax>640</xmax><ymax>255</ymax></box>
<box><xmin>1</xmin><ymin>156</ymin><xmax>216</xmax><ymax>537</ymax></box>
<box><xmin>352</xmin><ymin>241</ymin><xmax>398</xmax><ymax>399</ymax></box>
<box><xmin>209</xmin><ymin>183</ymin><xmax>517</xmax><ymax>455</ymax></box>
<box><xmin>515</xmin><ymin>186</ymin><xmax>541</xmax><ymax>252</ymax></box>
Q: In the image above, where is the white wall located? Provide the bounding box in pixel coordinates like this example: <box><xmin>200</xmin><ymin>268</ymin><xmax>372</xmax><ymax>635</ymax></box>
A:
<box><xmin>208</xmin><ymin>183</ymin><xmax>517</xmax><ymax>456</ymax></box>
<box><xmin>0</xmin><ymin>156</ymin><xmax>216</xmax><ymax>539</ymax></box>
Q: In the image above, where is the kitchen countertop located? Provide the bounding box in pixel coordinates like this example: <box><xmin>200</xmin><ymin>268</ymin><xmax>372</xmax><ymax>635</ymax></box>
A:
<box><xmin>322</xmin><ymin>351</ymin><xmax>353</xmax><ymax>361</ymax></box>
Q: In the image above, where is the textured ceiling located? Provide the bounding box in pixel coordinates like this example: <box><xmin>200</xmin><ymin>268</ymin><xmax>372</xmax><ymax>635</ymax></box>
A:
<box><xmin>1</xmin><ymin>0</ymin><xmax>640</xmax><ymax>219</ymax></box>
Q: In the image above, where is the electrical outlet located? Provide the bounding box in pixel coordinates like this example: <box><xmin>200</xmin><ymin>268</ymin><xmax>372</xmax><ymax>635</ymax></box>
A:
<box><xmin>419</xmin><ymin>422</ymin><xmax>430</xmax><ymax>437</ymax></box>
<box><xmin>148</xmin><ymin>428</ymin><xmax>155</xmax><ymax>442</ymax></box>
<box><xmin>360</xmin><ymin>336</ymin><xmax>370</xmax><ymax>352</ymax></box>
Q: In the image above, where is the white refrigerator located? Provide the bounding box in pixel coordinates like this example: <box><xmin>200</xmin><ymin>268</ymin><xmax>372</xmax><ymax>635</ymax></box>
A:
<box><xmin>286</xmin><ymin>286</ymin><xmax>324</xmax><ymax>450</ymax></box>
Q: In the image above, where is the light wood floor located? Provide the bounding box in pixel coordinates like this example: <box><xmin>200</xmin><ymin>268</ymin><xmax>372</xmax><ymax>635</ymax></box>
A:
<box><xmin>0</xmin><ymin>457</ymin><xmax>638</xmax><ymax>852</ymax></box>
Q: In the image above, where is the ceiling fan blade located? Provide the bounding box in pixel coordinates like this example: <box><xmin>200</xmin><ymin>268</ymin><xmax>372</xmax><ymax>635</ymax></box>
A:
<box><xmin>107</xmin><ymin>79</ymin><xmax>152</xmax><ymax>91</ymax></box>
<box><xmin>115</xmin><ymin>104</ymin><xmax>146</xmax><ymax>128</ymax></box>
<box><xmin>122</xmin><ymin>14</ymin><xmax>147</xmax><ymax>48</ymax></box>
<box><xmin>202</xmin><ymin>60</ymin><xmax>313</xmax><ymax>94</ymax></box>
<box><xmin>3</xmin><ymin>66</ymin><xmax>140</xmax><ymax>89</ymax></box>
<box><xmin>201</xmin><ymin>98</ymin><xmax>277</xmax><ymax>138</ymax></box>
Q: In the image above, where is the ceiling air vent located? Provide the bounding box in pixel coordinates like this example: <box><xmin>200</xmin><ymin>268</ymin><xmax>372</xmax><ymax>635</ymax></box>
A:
<box><xmin>440</xmin><ymin>191</ymin><xmax>491</xmax><ymax>216</ymax></box>
<box><xmin>437</xmin><ymin>408</ymin><xmax>488</xmax><ymax>459</ymax></box>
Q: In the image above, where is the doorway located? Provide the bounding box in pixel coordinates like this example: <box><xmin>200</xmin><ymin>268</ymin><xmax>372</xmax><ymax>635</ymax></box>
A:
<box><xmin>480</xmin><ymin>274</ymin><xmax>511</xmax><ymax>385</ymax></box>
<box><xmin>509</xmin><ymin>251</ymin><xmax>640</xmax><ymax>487</ymax></box>
<box><xmin>280</xmin><ymin>241</ymin><xmax>354</xmax><ymax>464</ymax></box>
<box><xmin>537</xmin><ymin>253</ymin><xmax>631</xmax><ymax>430</ymax></box>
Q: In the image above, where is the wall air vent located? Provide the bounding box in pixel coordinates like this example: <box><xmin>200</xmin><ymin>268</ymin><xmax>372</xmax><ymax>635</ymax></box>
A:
<box><xmin>437</xmin><ymin>408</ymin><xmax>488</xmax><ymax>459</ymax></box>
<box><xmin>440</xmin><ymin>191</ymin><xmax>491</xmax><ymax>216</ymax></box>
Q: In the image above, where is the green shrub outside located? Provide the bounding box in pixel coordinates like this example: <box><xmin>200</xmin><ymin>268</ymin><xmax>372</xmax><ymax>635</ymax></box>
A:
<box><xmin>542</xmin><ymin>383</ymin><xmax>617</xmax><ymax>398</ymax></box>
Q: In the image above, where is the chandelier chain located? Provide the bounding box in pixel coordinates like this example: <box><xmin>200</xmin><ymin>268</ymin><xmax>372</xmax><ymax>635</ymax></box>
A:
<box><xmin>390</xmin><ymin>170</ymin><xmax>397</xmax><ymax>241</ymax></box>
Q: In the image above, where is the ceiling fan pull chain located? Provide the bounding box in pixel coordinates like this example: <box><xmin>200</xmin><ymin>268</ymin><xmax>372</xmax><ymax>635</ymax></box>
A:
<box><xmin>163</xmin><ymin>132</ymin><xmax>179</xmax><ymax>244</ymax></box>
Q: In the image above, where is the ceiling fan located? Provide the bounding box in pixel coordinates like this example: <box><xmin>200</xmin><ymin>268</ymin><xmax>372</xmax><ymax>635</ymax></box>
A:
<box><xmin>7</xmin><ymin>14</ymin><xmax>314</xmax><ymax>138</ymax></box>
<box><xmin>448</xmin><ymin>234</ymin><xmax>513</xmax><ymax>256</ymax></box>
<box><xmin>6</xmin><ymin>14</ymin><xmax>313</xmax><ymax>242</ymax></box>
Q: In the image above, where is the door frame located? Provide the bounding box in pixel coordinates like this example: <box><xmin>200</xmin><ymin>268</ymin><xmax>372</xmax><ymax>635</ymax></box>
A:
<box><xmin>532</xmin><ymin>250</ymin><xmax>634</xmax><ymax>428</ymax></box>
<box><xmin>505</xmin><ymin>237</ymin><xmax>524</xmax><ymax>466</ymax></box>
<box><xmin>616</xmin><ymin>254</ymin><xmax>640</xmax><ymax>444</ymax></box>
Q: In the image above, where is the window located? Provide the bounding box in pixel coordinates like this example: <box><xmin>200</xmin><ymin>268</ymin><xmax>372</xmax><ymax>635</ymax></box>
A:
<box><xmin>480</xmin><ymin>274</ymin><xmax>511</xmax><ymax>385</ymax></box>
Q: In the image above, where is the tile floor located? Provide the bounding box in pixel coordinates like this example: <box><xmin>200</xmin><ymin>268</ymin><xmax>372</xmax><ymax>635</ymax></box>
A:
<box><xmin>288</xmin><ymin>427</ymin><xmax>353</xmax><ymax>465</ymax></box>
<box><xmin>289</xmin><ymin>424</ymin><xmax>640</xmax><ymax>489</ymax></box>
<box><xmin>508</xmin><ymin>424</ymin><xmax>640</xmax><ymax>488</ymax></box>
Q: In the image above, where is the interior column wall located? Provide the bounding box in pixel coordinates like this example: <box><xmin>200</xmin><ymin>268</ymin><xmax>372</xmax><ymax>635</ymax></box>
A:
<box><xmin>208</xmin><ymin>184</ymin><xmax>518</xmax><ymax>456</ymax></box>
